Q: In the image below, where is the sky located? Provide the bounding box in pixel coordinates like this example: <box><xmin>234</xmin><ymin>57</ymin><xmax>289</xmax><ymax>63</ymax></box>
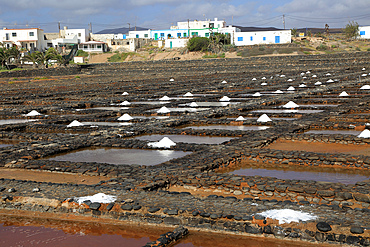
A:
<box><xmin>0</xmin><ymin>0</ymin><xmax>370</xmax><ymax>33</ymax></box>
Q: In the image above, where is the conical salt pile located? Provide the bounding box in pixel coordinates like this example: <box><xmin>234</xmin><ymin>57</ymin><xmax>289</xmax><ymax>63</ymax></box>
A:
<box><xmin>261</xmin><ymin>82</ymin><xmax>268</xmax><ymax>86</ymax></box>
<box><xmin>315</xmin><ymin>81</ymin><xmax>322</xmax><ymax>85</ymax></box>
<box><xmin>358</xmin><ymin>129</ymin><xmax>370</xmax><ymax>138</ymax></box>
<box><xmin>118</xmin><ymin>113</ymin><xmax>133</xmax><ymax>121</ymax></box>
<box><xmin>169</xmin><ymin>78</ymin><xmax>175</xmax><ymax>82</ymax></box>
<box><xmin>360</xmin><ymin>85</ymin><xmax>370</xmax><ymax>90</ymax></box>
<box><xmin>120</xmin><ymin>100</ymin><xmax>131</xmax><ymax>106</ymax></box>
<box><xmin>220</xmin><ymin>96</ymin><xmax>230</xmax><ymax>102</ymax></box>
<box><xmin>339</xmin><ymin>91</ymin><xmax>349</xmax><ymax>97</ymax></box>
<box><xmin>235</xmin><ymin>116</ymin><xmax>246</xmax><ymax>121</ymax></box>
<box><xmin>148</xmin><ymin>137</ymin><xmax>176</xmax><ymax>148</ymax></box>
<box><xmin>299</xmin><ymin>84</ymin><xmax>307</xmax><ymax>88</ymax></box>
<box><xmin>253</xmin><ymin>92</ymin><xmax>262</xmax><ymax>97</ymax></box>
<box><xmin>252</xmin><ymin>78</ymin><xmax>257</xmax><ymax>81</ymax></box>
<box><xmin>122</xmin><ymin>92</ymin><xmax>129</xmax><ymax>95</ymax></box>
<box><xmin>159</xmin><ymin>96</ymin><xmax>170</xmax><ymax>101</ymax></box>
<box><xmin>184</xmin><ymin>92</ymin><xmax>193</xmax><ymax>97</ymax></box>
<box><xmin>221</xmin><ymin>80</ymin><xmax>227</xmax><ymax>84</ymax></box>
<box><xmin>257</xmin><ymin>114</ymin><xmax>272</xmax><ymax>122</ymax></box>
<box><xmin>67</xmin><ymin>120</ymin><xmax>84</xmax><ymax>127</ymax></box>
<box><xmin>157</xmin><ymin>106</ymin><xmax>170</xmax><ymax>113</ymax></box>
<box><xmin>25</xmin><ymin>110</ymin><xmax>41</xmax><ymax>116</ymax></box>
<box><xmin>283</xmin><ymin>101</ymin><xmax>299</xmax><ymax>108</ymax></box>
<box><xmin>261</xmin><ymin>77</ymin><xmax>266</xmax><ymax>80</ymax></box>
<box><xmin>189</xmin><ymin>102</ymin><xmax>198</xmax><ymax>107</ymax></box>
<box><xmin>327</xmin><ymin>79</ymin><xmax>334</xmax><ymax>83</ymax></box>
<box><xmin>287</xmin><ymin>86</ymin><xmax>295</xmax><ymax>91</ymax></box>
<box><xmin>274</xmin><ymin>90</ymin><xmax>284</xmax><ymax>94</ymax></box>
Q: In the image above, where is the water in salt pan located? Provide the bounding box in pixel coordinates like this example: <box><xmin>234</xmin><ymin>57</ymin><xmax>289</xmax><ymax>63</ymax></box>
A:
<box><xmin>136</xmin><ymin>134</ymin><xmax>234</xmax><ymax>145</ymax></box>
<box><xmin>184</xmin><ymin>125</ymin><xmax>270</xmax><ymax>131</ymax></box>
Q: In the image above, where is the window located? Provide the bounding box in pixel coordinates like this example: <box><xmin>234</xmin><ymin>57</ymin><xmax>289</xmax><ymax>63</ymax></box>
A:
<box><xmin>177</xmin><ymin>33</ymin><xmax>181</xmax><ymax>38</ymax></box>
<box><xmin>126</xmin><ymin>42</ymin><xmax>129</xmax><ymax>45</ymax></box>
<box><xmin>237</xmin><ymin>37</ymin><xmax>243</xmax><ymax>41</ymax></box>
<box><xmin>136</xmin><ymin>34</ymin><xmax>139</xmax><ymax>38</ymax></box>
<box><xmin>205</xmin><ymin>33</ymin><xmax>209</xmax><ymax>37</ymax></box>
<box><xmin>263</xmin><ymin>37</ymin><xmax>266</xmax><ymax>41</ymax></box>
<box><xmin>250</xmin><ymin>36</ymin><xmax>253</xmax><ymax>41</ymax></box>
<box><xmin>183</xmin><ymin>33</ymin><xmax>187</xmax><ymax>37</ymax></box>
<box><xmin>29</xmin><ymin>32</ymin><xmax>34</xmax><ymax>36</ymax></box>
<box><xmin>191</xmin><ymin>32</ymin><xmax>198</xmax><ymax>36</ymax></box>
<box><xmin>160</xmin><ymin>33</ymin><xmax>165</xmax><ymax>37</ymax></box>
<box><xmin>97</xmin><ymin>45</ymin><xmax>102</xmax><ymax>49</ymax></box>
<box><xmin>83</xmin><ymin>45</ymin><xmax>88</xmax><ymax>49</ymax></box>
<box><xmin>78</xmin><ymin>33</ymin><xmax>81</xmax><ymax>37</ymax></box>
<box><xmin>144</xmin><ymin>34</ymin><xmax>148</xmax><ymax>38</ymax></box>
<box><xmin>360</xmin><ymin>31</ymin><xmax>365</xmax><ymax>35</ymax></box>
<box><xmin>203</xmin><ymin>25</ymin><xmax>206</xmax><ymax>27</ymax></box>
<box><xmin>12</xmin><ymin>32</ymin><xmax>17</xmax><ymax>37</ymax></box>
<box><xmin>5</xmin><ymin>33</ymin><xmax>9</xmax><ymax>40</ymax></box>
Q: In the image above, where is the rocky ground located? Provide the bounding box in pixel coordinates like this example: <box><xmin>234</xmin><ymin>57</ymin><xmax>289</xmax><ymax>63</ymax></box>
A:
<box><xmin>0</xmin><ymin>52</ymin><xmax>370</xmax><ymax>246</ymax></box>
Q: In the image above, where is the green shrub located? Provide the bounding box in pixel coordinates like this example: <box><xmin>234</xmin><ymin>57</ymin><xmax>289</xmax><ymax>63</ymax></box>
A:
<box><xmin>367</xmin><ymin>48</ymin><xmax>370</xmax><ymax>51</ymax></box>
<box><xmin>331</xmin><ymin>45</ymin><xmax>337</xmax><ymax>48</ymax></box>
<box><xmin>187</xmin><ymin>37</ymin><xmax>209</xmax><ymax>52</ymax></box>
<box><xmin>76</xmin><ymin>50</ymin><xmax>89</xmax><ymax>57</ymax></box>
<box><xmin>258</xmin><ymin>46</ymin><xmax>265</xmax><ymax>51</ymax></box>
<box><xmin>107</xmin><ymin>52</ymin><xmax>135</xmax><ymax>62</ymax></box>
<box><xmin>316</xmin><ymin>44</ymin><xmax>328</xmax><ymax>51</ymax></box>
<box><xmin>356</xmin><ymin>47</ymin><xmax>361</xmax><ymax>51</ymax></box>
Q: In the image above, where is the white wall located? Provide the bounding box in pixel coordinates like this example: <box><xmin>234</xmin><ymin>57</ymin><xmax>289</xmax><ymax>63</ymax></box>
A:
<box><xmin>61</xmin><ymin>27</ymin><xmax>89</xmax><ymax>43</ymax></box>
<box><xmin>234</xmin><ymin>30</ymin><xmax>291</xmax><ymax>46</ymax></box>
<box><xmin>164</xmin><ymin>39</ymin><xmax>188</xmax><ymax>48</ymax></box>
<box><xmin>0</xmin><ymin>28</ymin><xmax>46</xmax><ymax>51</ymax></box>
<box><xmin>359</xmin><ymin>26</ymin><xmax>370</xmax><ymax>39</ymax></box>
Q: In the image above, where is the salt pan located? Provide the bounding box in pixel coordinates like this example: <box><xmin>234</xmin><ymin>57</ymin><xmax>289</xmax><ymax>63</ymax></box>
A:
<box><xmin>274</xmin><ymin>90</ymin><xmax>283</xmax><ymax>94</ymax></box>
<box><xmin>287</xmin><ymin>86</ymin><xmax>295</xmax><ymax>91</ymax></box>
<box><xmin>221</xmin><ymin>80</ymin><xmax>227</xmax><ymax>84</ymax></box>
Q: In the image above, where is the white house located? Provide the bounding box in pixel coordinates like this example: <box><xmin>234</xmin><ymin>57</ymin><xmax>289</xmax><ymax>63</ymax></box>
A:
<box><xmin>234</xmin><ymin>30</ymin><xmax>291</xmax><ymax>46</ymax></box>
<box><xmin>359</xmin><ymin>26</ymin><xmax>370</xmax><ymax>39</ymax></box>
<box><xmin>164</xmin><ymin>39</ymin><xmax>188</xmax><ymax>49</ymax></box>
<box><xmin>0</xmin><ymin>28</ymin><xmax>46</xmax><ymax>51</ymax></box>
<box><xmin>60</xmin><ymin>27</ymin><xmax>89</xmax><ymax>43</ymax></box>
<box><xmin>78</xmin><ymin>41</ymin><xmax>108</xmax><ymax>52</ymax></box>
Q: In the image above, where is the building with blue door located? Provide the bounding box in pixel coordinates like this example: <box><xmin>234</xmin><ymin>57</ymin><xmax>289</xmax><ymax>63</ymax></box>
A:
<box><xmin>233</xmin><ymin>30</ymin><xmax>291</xmax><ymax>46</ymax></box>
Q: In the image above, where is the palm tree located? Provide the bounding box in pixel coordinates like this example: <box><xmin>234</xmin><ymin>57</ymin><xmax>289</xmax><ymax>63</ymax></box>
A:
<box><xmin>23</xmin><ymin>52</ymin><xmax>39</xmax><ymax>68</ymax></box>
<box><xmin>6</xmin><ymin>46</ymin><xmax>20</xmax><ymax>67</ymax></box>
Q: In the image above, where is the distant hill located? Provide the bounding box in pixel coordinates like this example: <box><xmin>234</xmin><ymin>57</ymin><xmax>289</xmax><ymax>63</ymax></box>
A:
<box><xmin>233</xmin><ymin>26</ymin><xmax>282</xmax><ymax>32</ymax></box>
<box><xmin>96</xmin><ymin>26</ymin><xmax>148</xmax><ymax>34</ymax></box>
<box><xmin>296</xmin><ymin>28</ymin><xmax>342</xmax><ymax>34</ymax></box>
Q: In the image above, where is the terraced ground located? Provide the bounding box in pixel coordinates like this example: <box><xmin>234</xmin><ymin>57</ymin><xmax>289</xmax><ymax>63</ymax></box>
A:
<box><xmin>0</xmin><ymin>52</ymin><xmax>370</xmax><ymax>246</ymax></box>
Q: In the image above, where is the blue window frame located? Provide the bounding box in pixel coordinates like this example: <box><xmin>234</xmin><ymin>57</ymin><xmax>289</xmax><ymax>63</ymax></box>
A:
<box><xmin>136</xmin><ymin>34</ymin><xmax>139</xmax><ymax>38</ymax></box>
<box><xmin>360</xmin><ymin>31</ymin><xmax>365</xmax><ymax>35</ymax></box>
<box><xmin>237</xmin><ymin>37</ymin><xmax>243</xmax><ymax>41</ymax></box>
<box><xmin>177</xmin><ymin>33</ymin><xmax>181</xmax><ymax>37</ymax></box>
<box><xmin>263</xmin><ymin>37</ymin><xmax>266</xmax><ymax>41</ymax></box>
<box><xmin>160</xmin><ymin>33</ymin><xmax>165</xmax><ymax>37</ymax></box>
<box><xmin>250</xmin><ymin>36</ymin><xmax>253</xmax><ymax>41</ymax></box>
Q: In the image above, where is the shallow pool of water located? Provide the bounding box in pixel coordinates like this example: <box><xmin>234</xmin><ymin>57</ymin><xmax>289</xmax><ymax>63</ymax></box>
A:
<box><xmin>251</xmin><ymin>109</ymin><xmax>324</xmax><ymax>114</ymax></box>
<box><xmin>149</xmin><ymin>108</ymin><xmax>210</xmax><ymax>113</ymax></box>
<box><xmin>46</xmin><ymin>148</ymin><xmax>192</xmax><ymax>166</ymax></box>
<box><xmin>306</xmin><ymin>130</ymin><xmax>362</xmax><ymax>136</ymax></box>
<box><xmin>134</xmin><ymin>134</ymin><xmax>234</xmax><ymax>144</ymax></box>
<box><xmin>229</xmin><ymin>167</ymin><xmax>369</xmax><ymax>184</ymax></box>
<box><xmin>184</xmin><ymin>125</ymin><xmax>270</xmax><ymax>131</ymax></box>
<box><xmin>78</xmin><ymin>107</ymin><xmax>129</xmax><ymax>111</ymax></box>
<box><xmin>0</xmin><ymin>119</ymin><xmax>37</xmax><ymax>125</ymax></box>
<box><xmin>181</xmin><ymin>102</ymin><xmax>239</xmax><ymax>107</ymax></box>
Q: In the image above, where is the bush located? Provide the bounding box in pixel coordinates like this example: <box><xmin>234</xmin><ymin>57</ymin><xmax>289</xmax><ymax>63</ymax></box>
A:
<box><xmin>76</xmin><ymin>50</ymin><xmax>89</xmax><ymax>57</ymax></box>
<box><xmin>187</xmin><ymin>37</ymin><xmax>209</xmax><ymax>52</ymax></box>
<box><xmin>316</xmin><ymin>44</ymin><xmax>328</xmax><ymax>51</ymax></box>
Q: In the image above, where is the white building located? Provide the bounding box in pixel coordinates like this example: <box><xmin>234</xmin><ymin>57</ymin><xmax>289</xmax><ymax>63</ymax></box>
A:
<box><xmin>359</xmin><ymin>26</ymin><xmax>370</xmax><ymax>39</ymax></box>
<box><xmin>0</xmin><ymin>28</ymin><xmax>46</xmax><ymax>51</ymax></box>
<box><xmin>60</xmin><ymin>27</ymin><xmax>89</xmax><ymax>43</ymax></box>
<box><xmin>78</xmin><ymin>41</ymin><xmax>108</xmax><ymax>52</ymax></box>
<box><xmin>234</xmin><ymin>30</ymin><xmax>291</xmax><ymax>46</ymax></box>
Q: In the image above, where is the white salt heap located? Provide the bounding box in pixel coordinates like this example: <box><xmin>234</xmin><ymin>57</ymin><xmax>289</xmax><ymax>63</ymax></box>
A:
<box><xmin>25</xmin><ymin>110</ymin><xmax>41</xmax><ymax>116</ymax></box>
<box><xmin>358</xmin><ymin>129</ymin><xmax>370</xmax><ymax>138</ymax></box>
<box><xmin>261</xmin><ymin>82</ymin><xmax>268</xmax><ymax>86</ymax></box>
<box><xmin>315</xmin><ymin>81</ymin><xmax>322</xmax><ymax>85</ymax></box>
<box><xmin>122</xmin><ymin>92</ymin><xmax>129</xmax><ymax>95</ymax></box>
<box><xmin>252</xmin><ymin>78</ymin><xmax>257</xmax><ymax>81</ymax></box>
<box><xmin>339</xmin><ymin>91</ymin><xmax>349</xmax><ymax>97</ymax></box>
<box><xmin>67</xmin><ymin>120</ymin><xmax>84</xmax><ymax>127</ymax></box>
<box><xmin>360</xmin><ymin>85</ymin><xmax>370</xmax><ymax>90</ymax></box>
<box><xmin>327</xmin><ymin>79</ymin><xmax>334</xmax><ymax>83</ymax></box>
<box><xmin>287</xmin><ymin>86</ymin><xmax>295</xmax><ymax>91</ymax></box>
<box><xmin>299</xmin><ymin>84</ymin><xmax>307</xmax><ymax>88</ymax></box>
<box><xmin>274</xmin><ymin>90</ymin><xmax>284</xmax><ymax>94</ymax></box>
<box><xmin>257</xmin><ymin>114</ymin><xmax>272</xmax><ymax>122</ymax></box>
<box><xmin>221</xmin><ymin>80</ymin><xmax>227</xmax><ymax>84</ymax></box>
<box><xmin>219</xmin><ymin>96</ymin><xmax>231</xmax><ymax>102</ymax></box>
<box><xmin>235</xmin><ymin>116</ymin><xmax>246</xmax><ymax>121</ymax></box>
<box><xmin>257</xmin><ymin>209</ymin><xmax>317</xmax><ymax>224</ymax></box>
<box><xmin>157</xmin><ymin>106</ymin><xmax>171</xmax><ymax>114</ymax></box>
<box><xmin>253</xmin><ymin>92</ymin><xmax>261</xmax><ymax>97</ymax></box>
<box><xmin>287</xmin><ymin>79</ymin><xmax>293</xmax><ymax>82</ymax></box>
<box><xmin>189</xmin><ymin>102</ymin><xmax>198</xmax><ymax>107</ymax></box>
<box><xmin>120</xmin><ymin>100</ymin><xmax>131</xmax><ymax>106</ymax></box>
<box><xmin>76</xmin><ymin>193</ymin><xmax>116</xmax><ymax>205</ymax></box>
<box><xmin>362</xmin><ymin>74</ymin><xmax>368</xmax><ymax>77</ymax></box>
<box><xmin>148</xmin><ymin>137</ymin><xmax>176</xmax><ymax>148</ymax></box>
<box><xmin>159</xmin><ymin>96</ymin><xmax>171</xmax><ymax>101</ymax></box>
<box><xmin>169</xmin><ymin>78</ymin><xmax>175</xmax><ymax>82</ymax></box>
<box><xmin>117</xmin><ymin>113</ymin><xmax>133</xmax><ymax>121</ymax></box>
<box><xmin>283</xmin><ymin>101</ymin><xmax>299</xmax><ymax>108</ymax></box>
<box><xmin>184</xmin><ymin>92</ymin><xmax>193</xmax><ymax>97</ymax></box>
<box><xmin>261</xmin><ymin>77</ymin><xmax>266</xmax><ymax>80</ymax></box>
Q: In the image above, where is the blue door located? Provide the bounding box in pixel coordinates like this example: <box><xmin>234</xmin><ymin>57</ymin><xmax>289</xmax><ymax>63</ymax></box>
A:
<box><xmin>170</xmin><ymin>41</ymin><xmax>173</xmax><ymax>49</ymax></box>
<box><xmin>275</xmin><ymin>36</ymin><xmax>280</xmax><ymax>43</ymax></box>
